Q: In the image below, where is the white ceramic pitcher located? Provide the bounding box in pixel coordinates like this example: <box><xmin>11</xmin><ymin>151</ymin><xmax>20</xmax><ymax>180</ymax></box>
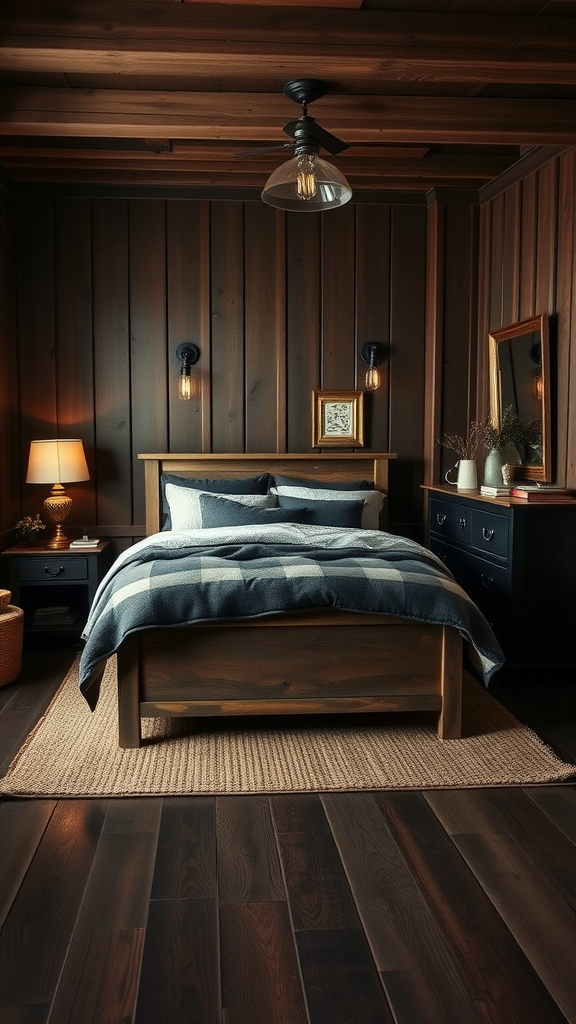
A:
<box><xmin>444</xmin><ymin>459</ymin><xmax>478</xmax><ymax>492</ymax></box>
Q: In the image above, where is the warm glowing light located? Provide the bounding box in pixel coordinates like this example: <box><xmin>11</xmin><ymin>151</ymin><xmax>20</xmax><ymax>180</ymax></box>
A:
<box><xmin>364</xmin><ymin>366</ymin><xmax>381</xmax><ymax>392</ymax></box>
<box><xmin>179</xmin><ymin>369</ymin><xmax>194</xmax><ymax>401</ymax></box>
<box><xmin>296</xmin><ymin>154</ymin><xmax>317</xmax><ymax>200</ymax></box>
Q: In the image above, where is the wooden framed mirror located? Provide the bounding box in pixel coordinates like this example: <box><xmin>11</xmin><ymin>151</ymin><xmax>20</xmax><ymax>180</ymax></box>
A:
<box><xmin>488</xmin><ymin>313</ymin><xmax>551</xmax><ymax>482</ymax></box>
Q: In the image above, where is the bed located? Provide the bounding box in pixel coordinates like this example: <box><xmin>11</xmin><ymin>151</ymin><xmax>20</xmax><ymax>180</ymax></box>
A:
<box><xmin>78</xmin><ymin>453</ymin><xmax>503</xmax><ymax>748</ymax></box>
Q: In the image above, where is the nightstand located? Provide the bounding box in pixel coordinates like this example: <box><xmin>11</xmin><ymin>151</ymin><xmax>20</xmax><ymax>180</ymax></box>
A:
<box><xmin>422</xmin><ymin>486</ymin><xmax>576</xmax><ymax>683</ymax></box>
<box><xmin>1</xmin><ymin>542</ymin><xmax>113</xmax><ymax>638</ymax></box>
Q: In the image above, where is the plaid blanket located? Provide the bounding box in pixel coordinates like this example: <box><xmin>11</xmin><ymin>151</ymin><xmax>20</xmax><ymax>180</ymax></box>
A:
<box><xmin>79</xmin><ymin>523</ymin><xmax>504</xmax><ymax>707</ymax></box>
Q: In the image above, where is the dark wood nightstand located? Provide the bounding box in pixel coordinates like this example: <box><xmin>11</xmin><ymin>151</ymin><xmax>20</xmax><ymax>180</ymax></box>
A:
<box><xmin>1</xmin><ymin>542</ymin><xmax>114</xmax><ymax>638</ymax></box>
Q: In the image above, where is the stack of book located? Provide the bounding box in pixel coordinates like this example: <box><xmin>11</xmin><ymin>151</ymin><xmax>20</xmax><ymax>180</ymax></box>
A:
<box><xmin>69</xmin><ymin>537</ymin><xmax>100</xmax><ymax>548</ymax></box>
<box><xmin>510</xmin><ymin>485</ymin><xmax>576</xmax><ymax>503</ymax></box>
<box><xmin>480</xmin><ymin>485</ymin><xmax>511</xmax><ymax>497</ymax></box>
<box><xmin>33</xmin><ymin>605</ymin><xmax>75</xmax><ymax>627</ymax></box>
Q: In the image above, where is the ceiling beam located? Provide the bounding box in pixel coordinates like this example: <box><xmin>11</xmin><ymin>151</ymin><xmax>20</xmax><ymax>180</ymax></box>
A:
<box><xmin>3</xmin><ymin>3</ymin><xmax>576</xmax><ymax>84</ymax></box>
<box><xmin>1</xmin><ymin>89</ymin><xmax>576</xmax><ymax>146</ymax></box>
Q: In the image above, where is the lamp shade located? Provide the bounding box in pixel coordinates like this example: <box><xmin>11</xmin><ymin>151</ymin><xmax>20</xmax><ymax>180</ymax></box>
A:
<box><xmin>261</xmin><ymin>153</ymin><xmax>352</xmax><ymax>212</ymax></box>
<box><xmin>26</xmin><ymin>439</ymin><xmax>90</xmax><ymax>484</ymax></box>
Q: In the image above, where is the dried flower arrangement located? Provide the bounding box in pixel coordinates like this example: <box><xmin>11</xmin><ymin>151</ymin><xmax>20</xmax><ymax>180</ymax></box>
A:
<box><xmin>15</xmin><ymin>513</ymin><xmax>46</xmax><ymax>537</ymax></box>
<box><xmin>437</xmin><ymin>419</ymin><xmax>488</xmax><ymax>460</ymax></box>
<box><xmin>482</xmin><ymin>405</ymin><xmax>526</xmax><ymax>452</ymax></box>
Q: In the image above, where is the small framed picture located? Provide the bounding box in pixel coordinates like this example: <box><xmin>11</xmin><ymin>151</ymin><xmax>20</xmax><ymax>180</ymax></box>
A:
<box><xmin>312</xmin><ymin>390</ymin><xmax>364</xmax><ymax>448</ymax></box>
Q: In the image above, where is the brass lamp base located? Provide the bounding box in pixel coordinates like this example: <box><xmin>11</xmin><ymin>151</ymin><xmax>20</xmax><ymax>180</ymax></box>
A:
<box><xmin>44</xmin><ymin>485</ymin><xmax>73</xmax><ymax>549</ymax></box>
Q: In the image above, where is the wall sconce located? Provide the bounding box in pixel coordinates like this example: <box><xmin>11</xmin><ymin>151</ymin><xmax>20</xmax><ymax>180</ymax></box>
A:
<box><xmin>26</xmin><ymin>439</ymin><xmax>90</xmax><ymax>548</ymax></box>
<box><xmin>177</xmin><ymin>343</ymin><xmax>200</xmax><ymax>400</ymax></box>
<box><xmin>360</xmin><ymin>343</ymin><xmax>387</xmax><ymax>392</ymax></box>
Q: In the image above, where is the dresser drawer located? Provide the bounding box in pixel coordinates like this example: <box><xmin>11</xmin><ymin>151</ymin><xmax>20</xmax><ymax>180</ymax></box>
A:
<box><xmin>430</xmin><ymin>540</ymin><xmax>511</xmax><ymax>609</ymax></box>
<box><xmin>18</xmin><ymin>557</ymin><xmax>89</xmax><ymax>582</ymax></box>
<box><xmin>470</xmin><ymin>509</ymin><xmax>509</xmax><ymax>561</ymax></box>
<box><xmin>429</xmin><ymin>498</ymin><xmax>471</xmax><ymax>545</ymax></box>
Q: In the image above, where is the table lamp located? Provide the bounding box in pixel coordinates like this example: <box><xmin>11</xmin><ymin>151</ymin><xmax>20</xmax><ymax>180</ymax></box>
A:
<box><xmin>26</xmin><ymin>439</ymin><xmax>90</xmax><ymax>549</ymax></box>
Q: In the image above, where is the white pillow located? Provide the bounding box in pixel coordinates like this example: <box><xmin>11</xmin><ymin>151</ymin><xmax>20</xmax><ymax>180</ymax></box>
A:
<box><xmin>165</xmin><ymin>483</ymin><xmax>276</xmax><ymax>531</ymax></box>
<box><xmin>270</xmin><ymin>485</ymin><xmax>384</xmax><ymax>530</ymax></box>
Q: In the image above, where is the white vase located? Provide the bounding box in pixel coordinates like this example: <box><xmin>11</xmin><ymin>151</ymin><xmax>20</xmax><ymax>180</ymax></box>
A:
<box><xmin>445</xmin><ymin>459</ymin><xmax>478</xmax><ymax>491</ymax></box>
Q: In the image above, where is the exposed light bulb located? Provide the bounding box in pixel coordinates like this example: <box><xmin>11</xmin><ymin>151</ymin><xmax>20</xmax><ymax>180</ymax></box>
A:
<box><xmin>365</xmin><ymin>366</ymin><xmax>381</xmax><ymax>392</ymax></box>
<box><xmin>296</xmin><ymin>153</ymin><xmax>317</xmax><ymax>201</ymax></box>
<box><xmin>179</xmin><ymin>364</ymin><xmax>196</xmax><ymax>400</ymax></box>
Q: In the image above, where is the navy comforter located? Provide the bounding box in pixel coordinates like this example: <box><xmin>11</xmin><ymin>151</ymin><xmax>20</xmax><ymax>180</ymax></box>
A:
<box><xmin>79</xmin><ymin>523</ymin><xmax>504</xmax><ymax>707</ymax></box>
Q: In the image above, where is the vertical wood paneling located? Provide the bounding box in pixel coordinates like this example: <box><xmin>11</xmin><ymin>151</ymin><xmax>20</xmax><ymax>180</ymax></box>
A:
<box><xmin>423</xmin><ymin>200</ymin><xmax>444</xmax><ymax>486</ymax></box>
<box><xmin>129</xmin><ymin>200</ymin><xmax>168</xmax><ymax>526</ymax></box>
<box><xmin>488</xmin><ymin>191</ymin><xmax>505</xmax><ymax>332</ymax></box>
<box><xmin>321</xmin><ymin>204</ymin><xmax>356</xmax><ymax>391</ymax></box>
<box><xmin>502</xmin><ymin>183</ymin><xmax>521</xmax><ymax>327</ymax></box>
<box><xmin>286</xmin><ymin>214</ymin><xmax>321</xmax><ymax>452</ymax></box>
<box><xmin>167</xmin><ymin>200</ymin><xmax>206</xmax><ymax>454</ymax></box>
<box><xmin>535</xmin><ymin>161</ymin><xmax>558</xmax><ymax>318</ymax></box>
<box><xmin>479</xmin><ymin>150</ymin><xmax>574</xmax><ymax>487</ymax></box>
<box><xmin>476</xmin><ymin>201</ymin><xmax>491</xmax><ymax>418</ymax></box>
<box><xmin>17</xmin><ymin>200</ymin><xmax>57</xmax><ymax>518</ymax></box>
<box><xmin>442</xmin><ymin>202</ymin><xmax>479</xmax><ymax>442</ymax></box>
<box><xmin>388</xmin><ymin>204</ymin><xmax>427</xmax><ymax>528</ymax></box>
<box><xmin>356</xmin><ymin>205</ymin><xmax>391</xmax><ymax>453</ymax></box>
<box><xmin>0</xmin><ymin>185</ymin><xmax>18</xmax><ymax>535</ymax></box>
<box><xmin>555</xmin><ymin>151</ymin><xmax>576</xmax><ymax>489</ymax></box>
<box><xmin>92</xmin><ymin>199</ymin><xmax>132</xmax><ymax>528</ymax></box>
<box><xmin>519</xmin><ymin>172</ymin><xmax>537</xmax><ymax>320</ymax></box>
<box><xmin>210</xmin><ymin>201</ymin><xmax>245</xmax><ymax>452</ymax></box>
<box><xmin>244</xmin><ymin>202</ymin><xmax>285</xmax><ymax>452</ymax></box>
<box><xmin>54</xmin><ymin>198</ymin><xmax>96</xmax><ymax>530</ymax></box>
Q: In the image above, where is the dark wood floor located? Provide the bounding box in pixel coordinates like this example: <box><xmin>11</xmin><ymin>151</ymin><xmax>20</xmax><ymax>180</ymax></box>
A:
<box><xmin>1</xmin><ymin>648</ymin><xmax>576</xmax><ymax>1024</ymax></box>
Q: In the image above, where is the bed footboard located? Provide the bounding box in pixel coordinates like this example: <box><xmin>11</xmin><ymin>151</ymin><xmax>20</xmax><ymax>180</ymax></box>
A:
<box><xmin>116</xmin><ymin>612</ymin><xmax>463</xmax><ymax>748</ymax></box>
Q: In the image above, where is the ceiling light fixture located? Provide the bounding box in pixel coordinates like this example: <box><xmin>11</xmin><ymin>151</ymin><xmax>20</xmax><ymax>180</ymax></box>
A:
<box><xmin>261</xmin><ymin>80</ymin><xmax>352</xmax><ymax>213</ymax></box>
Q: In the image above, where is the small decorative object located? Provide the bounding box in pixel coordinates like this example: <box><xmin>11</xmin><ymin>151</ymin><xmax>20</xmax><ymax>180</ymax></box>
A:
<box><xmin>0</xmin><ymin>589</ymin><xmax>11</xmax><ymax>610</ymax></box>
<box><xmin>312</xmin><ymin>390</ymin><xmax>364</xmax><ymax>448</ymax></box>
<box><xmin>438</xmin><ymin>419</ymin><xmax>486</xmax><ymax>492</ymax></box>
<box><xmin>501</xmin><ymin>463</ymin><xmax>514</xmax><ymax>487</ymax></box>
<box><xmin>15</xmin><ymin>513</ymin><xmax>46</xmax><ymax>546</ymax></box>
<box><xmin>482</xmin><ymin>406</ymin><xmax>525</xmax><ymax>486</ymax></box>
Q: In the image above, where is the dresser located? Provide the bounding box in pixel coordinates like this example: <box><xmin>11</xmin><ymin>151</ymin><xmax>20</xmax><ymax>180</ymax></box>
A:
<box><xmin>423</xmin><ymin>486</ymin><xmax>576</xmax><ymax>683</ymax></box>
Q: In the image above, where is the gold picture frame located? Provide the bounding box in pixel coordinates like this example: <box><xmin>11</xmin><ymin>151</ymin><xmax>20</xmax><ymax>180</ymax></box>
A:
<box><xmin>312</xmin><ymin>390</ymin><xmax>364</xmax><ymax>448</ymax></box>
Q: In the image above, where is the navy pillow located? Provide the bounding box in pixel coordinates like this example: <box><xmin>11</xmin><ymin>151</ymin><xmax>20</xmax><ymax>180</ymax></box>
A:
<box><xmin>275</xmin><ymin>494</ymin><xmax>365</xmax><ymax>528</ymax></box>
<box><xmin>198</xmin><ymin>493</ymin><xmax>307</xmax><ymax>529</ymax></box>
<box><xmin>161</xmin><ymin>472</ymin><xmax>270</xmax><ymax>529</ymax></box>
<box><xmin>273</xmin><ymin>474</ymin><xmax>371</xmax><ymax>490</ymax></box>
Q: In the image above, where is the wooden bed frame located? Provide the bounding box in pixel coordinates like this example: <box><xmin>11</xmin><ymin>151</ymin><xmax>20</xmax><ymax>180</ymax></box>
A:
<box><xmin>115</xmin><ymin>453</ymin><xmax>463</xmax><ymax>748</ymax></box>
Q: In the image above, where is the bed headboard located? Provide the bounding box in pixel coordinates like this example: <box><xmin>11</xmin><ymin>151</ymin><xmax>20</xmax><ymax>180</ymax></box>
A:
<box><xmin>138</xmin><ymin>452</ymin><xmax>396</xmax><ymax>536</ymax></box>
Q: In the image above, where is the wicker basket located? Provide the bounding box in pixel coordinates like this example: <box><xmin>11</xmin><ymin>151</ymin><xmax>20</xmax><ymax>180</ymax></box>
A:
<box><xmin>0</xmin><ymin>604</ymin><xmax>24</xmax><ymax>686</ymax></box>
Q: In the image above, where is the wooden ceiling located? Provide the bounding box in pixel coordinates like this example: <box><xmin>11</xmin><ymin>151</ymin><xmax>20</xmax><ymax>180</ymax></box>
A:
<box><xmin>1</xmin><ymin>0</ymin><xmax>576</xmax><ymax>197</ymax></box>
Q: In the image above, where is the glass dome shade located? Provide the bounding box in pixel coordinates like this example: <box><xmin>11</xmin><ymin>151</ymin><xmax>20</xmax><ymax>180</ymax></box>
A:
<box><xmin>261</xmin><ymin>152</ymin><xmax>352</xmax><ymax>212</ymax></box>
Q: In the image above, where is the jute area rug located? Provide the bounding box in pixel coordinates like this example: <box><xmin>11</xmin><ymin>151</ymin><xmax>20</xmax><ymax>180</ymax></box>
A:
<box><xmin>1</xmin><ymin>657</ymin><xmax>574</xmax><ymax>797</ymax></box>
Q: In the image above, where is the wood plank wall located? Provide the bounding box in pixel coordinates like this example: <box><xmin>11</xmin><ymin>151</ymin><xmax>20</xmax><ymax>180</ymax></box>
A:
<box><xmin>477</xmin><ymin>150</ymin><xmax>576</xmax><ymax>489</ymax></box>
<box><xmin>4</xmin><ymin>196</ymin><xmax>432</xmax><ymax>554</ymax></box>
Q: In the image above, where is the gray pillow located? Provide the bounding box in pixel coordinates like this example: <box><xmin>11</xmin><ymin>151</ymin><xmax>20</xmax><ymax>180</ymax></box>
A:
<box><xmin>161</xmin><ymin>472</ymin><xmax>270</xmax><ymax>529</ymax></box>
<box><xmin>273</xmin><ymin>474</ymin><xmax>371</xmax><ymax>490</ymax></box>
<box><xmin>274</xmin><ymin>495</ymin><xmax>365</xmax><ymax>529</ymax></box>
<box><xmin>198</xmin><ymin>493</ymin><xmax>309</xmax><ymax>528</ymax></box>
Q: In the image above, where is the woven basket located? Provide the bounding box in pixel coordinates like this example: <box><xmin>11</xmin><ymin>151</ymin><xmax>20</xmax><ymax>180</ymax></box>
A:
<box><xmin>0</xmin><ymin>605</ymin><xmax>24</xmax><ymax>686</ymax></box>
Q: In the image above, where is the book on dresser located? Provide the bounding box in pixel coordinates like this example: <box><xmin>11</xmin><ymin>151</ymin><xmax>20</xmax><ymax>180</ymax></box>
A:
<box><xmin>510</xmin><ymin>486</ymin><xmax>576</xmax><ymax>503</ymax></box>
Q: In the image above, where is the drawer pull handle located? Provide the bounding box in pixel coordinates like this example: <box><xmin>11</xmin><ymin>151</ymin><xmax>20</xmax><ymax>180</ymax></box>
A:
<box><xmin>459</xmin><ymin>517</ymin><xmax>466</xmax><ymax>529</ymax></box>
<box><xmin>480</xmin><ymin>574</ymin><xmax>493</xmax><ymax>589</ymax></box>
<box><xmin>44</xmin><ymin>566</ymin><xmax>64</xmax><ymax>577</ymax></box>
<box><xmin>436</xmin><ymin>513</ymin><xmax>446</xmax><ymax>525</ymax></box>
<box><xmin>482</xmin><ymin>528</ymin><xmax>495</xmax><ymax>541</ymax></box>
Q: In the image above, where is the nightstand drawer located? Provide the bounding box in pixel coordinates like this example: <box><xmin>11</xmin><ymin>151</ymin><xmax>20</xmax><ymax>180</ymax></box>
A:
<box><xmin>429</xmin><ymin>498</ymin><xmax>470</xmax><ymax>545</ymax></box>
<box><xmin>471</xmin><ymin>509</ymin><xmax>509</xmax><ymax>560</ymax></box>
<box><xmin>18</xmin><ymin>557</ymin><xmax>89</xmax><ymax>582</ymax></box>
<box><xmin>430</xmin><ymin>540</ymin><xmax>510</xmax><ymax>608</ymax></box>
